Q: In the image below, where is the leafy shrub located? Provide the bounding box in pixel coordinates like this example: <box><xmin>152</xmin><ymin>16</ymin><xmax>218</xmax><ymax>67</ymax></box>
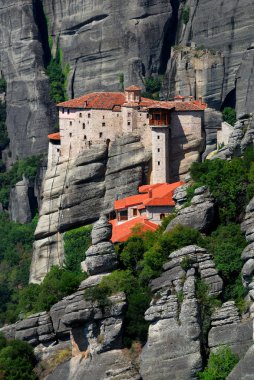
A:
<box><xmin>0</xmin><ymin>339</ymin><xmax>37</xmax><ymax>380</ymax></box>
<box><xmin>0</xmin><ymin>78</ymin><xmax>6</xmax><ymax>93</ymax></box>
<box><xmin>46</xmin><ymin>46</ymin><xmax>69</xmax><ymax>103</ymax></box>
<box><xmin>198</xmin><ymin>346</ymin><xmax>238</xmax><ymax>380</ymax></box>
<box><xmin>142</xmin><ymin>76</ymin><xmax>162</xmax><ymax>100</ymax></box>
<box><xmin>182</xmin><ymin>7</ymin><xmax>190</xmax><ymax>24</ymax></box>
<box><xmin>180</xmin><ymin>256</ymin><xmax>192</xmax><ymax>271</ymax></box>
<box><xmin>204</xmin><ymin>224</ymin><xmax>247</xmax><ymax>306</ymax></box>
<box><xmin>18</xmin><ymin>266</ymin><xmax>86</xmax><ymax>315</ymax></box>
<box><xmin>64</xmin><ymin>225</ymin><xmax>92</xmax><ymax>271</ymax></box>
<box><xmin>120</xmin><ymin>236</ymin><xmax>145</xmax><ymax>271</ymax></box>
<box><xmin>222</xmin><ymin>107</ymin><xmax>236</xmax><ymax>126</ymax></box>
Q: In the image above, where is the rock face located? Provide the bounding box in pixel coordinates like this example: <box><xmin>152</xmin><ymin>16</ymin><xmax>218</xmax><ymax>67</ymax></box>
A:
<box><xmin>30</xmin><ymin>134</ymin><xmax>151</xmax><ymax>283</ymax></box>
<box><xmin>81</xmin><ymin>216</ymin><xmax>118</xmax><ymax>276</ymax></box>
<box><xmin>202</xmin><ymin>108</ymin><xmax>223</xmax><ymax>159</ymax></box>
<box><xmin>0</xmin><ymin>1</ymin><xmax>54</xmax><ymax>161</ymax></box>
<box><xmin>227</xmin><ymin>345</ymin><xmax>254</xmax><ymax>380</ymax></box>
<box><xmin>140</xmin><ymin>245</ymin><xmax>223</xmax><ymax>380</ymax></box>
<box><xmin>42</xmin><ymin>0</ymin><xmax>174</xmax><ymax>96</ymax></box>
<box><xmin>164</xmin><ymin>0</ymin><xmax>254</xmax><ymax>116</ymax></box>
<box><xmin>166</xmin><ymin>186</ymin><xmax>216</xmax><ymax>233</ymax></box>
<box><xmin>208</xmin><ymin>302</ymin><xmax>253</xmax><ymax>358</ymax></box>
<box><xmin>9</xmin><ymin>177</ymin><xmax>34</xmax><ymax>223</ymax></box>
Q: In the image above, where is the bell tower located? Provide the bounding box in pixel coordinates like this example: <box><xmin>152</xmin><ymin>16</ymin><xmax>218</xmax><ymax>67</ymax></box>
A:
<box><xmin>148</xmin><ymin>107</ymin><xmax>171</xmax><ymax>184</ymax></box>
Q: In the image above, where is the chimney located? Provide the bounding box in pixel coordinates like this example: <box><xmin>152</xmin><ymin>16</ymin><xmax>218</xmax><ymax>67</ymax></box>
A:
<box><xmin>148</xmin><ymin>188</ymin><xmax>152</xmax><ymax>198</ymax></box>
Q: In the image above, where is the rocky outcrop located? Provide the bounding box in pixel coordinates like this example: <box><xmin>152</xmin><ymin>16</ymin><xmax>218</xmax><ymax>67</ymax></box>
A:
<box><xmin>166</xmin><ymin>186</ymin><xmax>216</xmax><ymax>233</ymax></box>
<box><xmin>140</xmin><ymin>245</ymin><xmax>223</xmax><ymax>380</ymax></box>
<box><xmin>30</xmin><ymin>134</ymin><xmax>151</xmax><ymax>283</ymax></box>
<box><xmin>203</xmin><ymin>108</ymin><xmax>223</xmax><ymax>159</ymax></box>
<box><xmin>164</xmin><ymin>0</ymin><xmax>254</xmax><ymax>115</ymax></box>
<box><xmin>81</xmin><ymin>216</ymin><xmax>118</xmax><ymax>276</ymax></box>
<box><xmin>227</xmin><ymin>345</ymin><xmax>254</xmax><ymax>380</ymax></box>
<box><xmin>208</xmin><ymin>302</ymin><xmax>253</xmax><ymax>358</ymax></box>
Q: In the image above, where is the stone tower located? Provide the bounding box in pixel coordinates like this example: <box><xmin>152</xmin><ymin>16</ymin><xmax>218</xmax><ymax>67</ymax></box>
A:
<box><xmin>148</xmin><ymin>106</ymin><xmax>171</xmax><ymax>183</ymax></box>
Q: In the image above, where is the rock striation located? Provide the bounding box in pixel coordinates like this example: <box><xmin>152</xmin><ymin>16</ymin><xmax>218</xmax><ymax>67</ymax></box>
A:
<box><xmin>166</xmin><ymin>186</ymin><xmax>216</xmax><ymax>233</ymax></box>
<box><xmin>30</xmin><ymin>134</ymin><xmax>151</xmax><ymax>283</ymax></box>
<box><xmin>81</xmin><ymin>216</ymin><xmax>118</xmax><ymax>276</ymax></box>
<box><xmin>140</xmin><ymin>245</ymin><xmax>223</xmax><ymax>380</ymax></box>
<box><xmin>208</xmin><ymin>302</ymin><xmax>253</xmax><ymax>358</ymax></box>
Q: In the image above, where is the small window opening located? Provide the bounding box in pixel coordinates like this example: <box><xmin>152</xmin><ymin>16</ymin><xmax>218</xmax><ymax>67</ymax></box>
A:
<box><xmin>158</xmin><ymin>161</ymin><xmax>160</xmax><ymax>166</ymax></box>
<box><xmin>128</xmin><ymin>121</ymin><xmax>131</xmax><ymax>126</ymax></box>
<box><xmin>157</xmin><ymin>136</ymin><xmax>160</xmax><ymax>140</ymax></box>
<box><xmin>62</xmin><ymin>108</ymin><xmax>65</xmax><ymax>114</ymax></box>
<box><xmin>99</xmin><ymin>132</ymin><xmax>103</xmax><ymax>138</ymax></box>
<box><xmin>88</xmin><ymin>113</ymin><xmax>91</xmax><ymax>118</ymax></box>
<box><xmin>102</xmin><ymin>122</ymin><xmax>106</xmax><ymax>127</ymax></box>
<box><xmin>160</xmin><ymin>213</ymin><xmax>165</xmax><ymax>220</ymax></box>
<box><xmin>79</xmin><ymin>113</ymin><xmax>82</xmax><ymax>117</ymax></box>
<box><xmin>70</xmin><ymin>121</ymin><xmax>72</xmax><ymax>126</ymax></box>
<box><xmin>69</xmin><ymin>133</ymin><xmax>72</xmax><ymax>137</ymax></box>
<box><xmin>128</xmin><ymin>112</ymin><xmax>131</xmax><ymax>117</ymax></box>
<box><xmin>83</xmin><ymin>123</ymin><xmax>85</xmax><ymax>129</ymax></box>
<box><xmin>67</xmin><ymin>109</ymin><xmax>70</xmax><ymax>114</ymax></box>
<box><xmin>84</xmin><ymin>135</ymin><xmax>87</xmax><ymax>140</ymax></box>
<box><xmin>133</xmin><ymin>209</ymin><xmax>138</xmax><ymax>216</ymax></box>
<box><xmin>158</xmin><ymin>148</ymin><xmax>160</xmax><ymax>152</ymax></box>
<box><xmin>103</xmin><ymin>115</ymin><xmax>105</xmax><ymax>119</ymax></box>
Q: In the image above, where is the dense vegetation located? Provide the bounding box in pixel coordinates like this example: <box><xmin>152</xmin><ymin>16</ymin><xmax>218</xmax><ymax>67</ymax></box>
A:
<box><xmin>46</xmin><ymin>46</ymin><xmax>70</xmax><ymax>104</ymax></box>
<box><xmin>0</xmin><ymin>101</ymin><xmax>8</xmax><ymax>152</ymax></box>
<box><xmin>142</xmin><ymin>77</ymin><xmax>162</xmax><ymax>100</ymax></box>
<box><xmin>198</xmin><ymin>346</ymin><xmax>239</xmax><ymax>380</ymax></box>
<box><xmin>222</xmin><ymin>107</ymin><xmax>237</xmax><ymax>126</ymax></box>
<box><xmin>0</xmin><ymin>333</ymin><xmax>37</xmax><ymax>380</ymax></box>
<box><xmin>182</xmin><ymin>6</ymin><xmax>190</xmax><ymax>24</ymax></box>
<box><xmin>0</xmin><ymin>213</ymin><xmax>38</xmax><ymax>325</ymax></box>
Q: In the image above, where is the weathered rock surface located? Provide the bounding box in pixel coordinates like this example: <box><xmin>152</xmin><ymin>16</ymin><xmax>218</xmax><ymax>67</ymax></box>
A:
<box><xmin>42</xmin><ymin>0</ymin><xmax>174</xmax><ymax>97</ymax></box>
<box><xmin>164</xmin><ymin>0</ymin><xmax>254</xmax><ymax>116</ymax></box>
<box><xmin>9</xmin><ymin>177</ymin><xmax>34</xmax><ymax>223</ymax></box>
<box><xmin>208</xmin><ymin>302</ymin><xmax>253</xmax><ymax>358</ymax></box>
<box><xmin>30</xmin><ymin>135</ymin><xmax>151</xmax><ymax>283</ymax></box>
<box><xmin>227</xmin><ymin>345</ymin><xmax>254</xmax><ymax>380</ymax></box>
<box><xmin>202</xmin><ymin>108</ymin><xmax>223</xmax><ymax>159</ymax></box>
<box><xmin>166</xmin><ymin>186</ymin><xmax>215</xmax><ymax>233</ymax></box>
<box><xmin>47</xmin><ymin>350</ymin><xmax>141</xmax><ymax>380</ymax></box>
<box><xmin>0</xmin><ymin>311</ymin><xmax>56</xmax><ymax>347</ymax></box>
<box><xmin>140</xmin><ymin>245</ymin><xmax>223</xmax><ymax>380</ymax></box>
<box><xmin>0</xmin><ymin>1</ymin><xmax>54</xmax><ymax>161</ymax></box>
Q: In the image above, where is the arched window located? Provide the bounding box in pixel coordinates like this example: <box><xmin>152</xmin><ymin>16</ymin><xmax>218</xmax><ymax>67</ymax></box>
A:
<box><xmin>160</xmin><ymin>213</ymin><xmax>165</xmax><ymax>220</ymax></box>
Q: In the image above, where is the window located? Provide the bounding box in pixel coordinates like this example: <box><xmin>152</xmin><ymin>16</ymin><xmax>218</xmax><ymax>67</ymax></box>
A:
<box><xmin>62</xmin><ymin>108</ymin><xmax>65</xmax><ymax>114</ymax></box>
<box><xmin>84</xmin><ymin>135</ymin><xmax>87</xmax><ymax>140</ymax></box>
<box><xmin>160</xmin><ymin>213</ymin><xmax>165</xmax><ymax>220</ymax></box>
<box><xmin>103</xmin><ymin>115</ymin><xmax>105</xmax><ymax>119</ymax></box>
<box><xmin>158</xmin><ymin>148</ymin><xmax>160</xmax><ymax>152</ymax></box>
<box><xmin>102</xmin><ymin>122</ymin><xmax>106</xmax><ymax>127</ymax></box>
<box><xmin>158</xmin><ymin>161</ymin><xmax>160</xmax><ymax>166</ymax></box>
<box><xmin>147</xmin><ymin>113</ymin><xmax>149</xmax><ymax>118</ymax></box>
<box><xmin>99</xmin><ymin>132</ymin><xmax>103</xmax><ymax>138</ymax></box>
<box><xmin>119</xmin><ymin>210</ymin><xmax>128</xmax><ymax>221</ymax></box>
<box><xmin>69</xmin><ymin>133</ymin><xmax>72</xmax><ymax>137</ymax></box>
<box><xmin>128</xmin><ymin>121</ymin><xmax>131</xmax><ymax>126</ymax></box>
<box><xmin>88</xmin><ymin>113</ymin><xmax>91</xmax><ymax>118</ymax></box>
<box><xmin>155</xmin><ymin>114</ymin><xmax>161</xmax><ymax>120</ymax></box>
<box><xmin>67</xmin><ymin>109</ymin><xmax>70</xmax><ymax>114</ymax></box>
<box><xmin>79</xmin><ymin>113</ymin><xmax>82</xmax><ymax>118</ymax></box>
<box><xmin>57</xmin><ymin>148</ymin><xmax>60</xmax><ymax>152</ymax></box>
<box><xmin>157</xmin><ymin>136</ymin><xmax>160</xmax><ymax>140</ymax></box>
<box><xmin>117</xmin><ymin>114</ymin><xmax>119</xmax><ymax>117</ymax></box>
<box><xmin>70</xmin><ymin>121</ymin><xmax>72</xmax><ymax>126</ymax></box>
<box><xmin>133</xmin><ymin>209</ymin><xmax>138</xmax><ymax>216</ymax></box>
<box><xmin>128</xmin><ymin>112</ymin><xmax>131</xmax><ymax>117</ymax></box>
<box><xmin>83</xmin><ymin>123</ymin><xmax>85</xmax><ymax>129</ymax></box>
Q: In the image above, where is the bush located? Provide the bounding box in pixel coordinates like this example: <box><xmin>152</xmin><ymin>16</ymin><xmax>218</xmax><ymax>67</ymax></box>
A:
<box><xmin>222</xmin><ymin>107</ymin><xmax>236</xmax><ymax>126</ymax></box>
<box><xmin>142</xmin><ymin>77</ymin><xmax>162</xmax><ymax>100</ymax></box>
<box><xmin>64</xmin><ymin>225</ymin><xmax>92</xmax><ymax>272</ymax></box>
<box><xmin>198</xmin><ymin>346</ymin><xmax>238</xmax><ymax>380</ymax></box>
<box><xmin>46</xmin><ymin>46</ymin><xmax>69</xmax><ymax>103</ymax></box>
<box><xmin>204</xmin><ymin>224</ymin><xmax>247</xmax><ymax>306</ymax></box>
<box><xmin>0</xmin><ymin>78</ymin><xmax>6</xmax><ymax>93</ymax></box>
<box><xmin>182</xmin><ymin>7</ymin><xmax>190</xmax><ymax>24</ymax></box>
<box><xmin>0</xmin><ymin>339</ymin><xmax>37</xmax><ymax>380</ymax></box>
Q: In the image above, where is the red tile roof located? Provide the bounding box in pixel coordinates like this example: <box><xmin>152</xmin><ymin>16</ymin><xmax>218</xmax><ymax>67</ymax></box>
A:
<box><xmin>48</xmin><ymin>132</ymin><xmax>60</xmax><ymax>141</ymax></box>
<box><xmin>114</xmin><ymin>181</ymin><xmax>184</xmax><ymax>210</ymax></box>
<box><xmin>110</xmin><ymin>216</ymin><xmax>158</xmax><ymax>243</ymax></box>
<box><xmin>57</xmin><ymin>92</ymin><xmax>126</xmax><ymax>110</ymax></box>
<box><xmin>57</xmin><ymin>90</ymin><xmax>206</xmax><ymax>111</ymax></box>
<box><xmin>125</xmin><ymin>85</ymin><xmax>142</xmax><ymax>91</ymax></box>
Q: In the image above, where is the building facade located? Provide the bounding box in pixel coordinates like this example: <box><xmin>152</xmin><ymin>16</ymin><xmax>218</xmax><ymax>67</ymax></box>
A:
<box><xmin>47</xmin><ymin>86</ymin><xmax>206</xmax><ymax>184</ymax></box>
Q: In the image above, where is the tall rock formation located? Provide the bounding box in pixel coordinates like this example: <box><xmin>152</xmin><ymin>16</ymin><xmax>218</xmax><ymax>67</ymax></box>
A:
<box><xmin>30</xmin><ymin>134</ymin><xmax>151</xmax><ymax>283</ymax></box>
<box><xmin>0</xmin><ymin>0</ymin><xmax>54</xmax><ymax>161</ymax></box>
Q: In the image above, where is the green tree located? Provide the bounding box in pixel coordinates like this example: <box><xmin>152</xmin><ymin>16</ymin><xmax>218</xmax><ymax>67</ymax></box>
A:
<box><xmin>222</xmin><ymin>107</ymin><xmax>236</xmax><ymax>126</ymax></box>
<box><xmin>64</xmin><ymin>225</ymin><xmax>92</xmax><ymax>271</ymax></box>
